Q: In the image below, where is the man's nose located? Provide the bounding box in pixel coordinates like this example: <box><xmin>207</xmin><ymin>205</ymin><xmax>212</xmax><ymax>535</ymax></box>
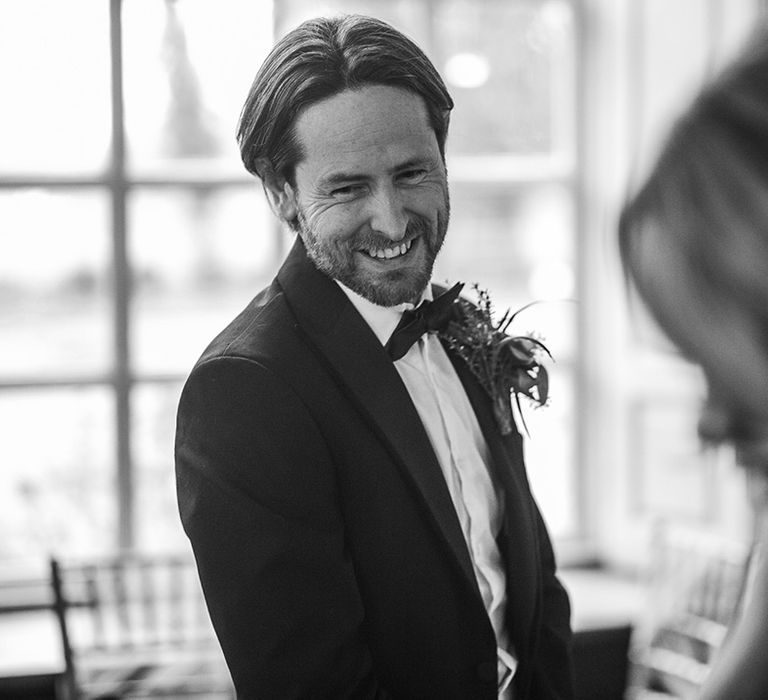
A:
<box><xmin>368</xmin><ymin>188</ymin><xmax>407</xmax><ymax>241</ymax></box>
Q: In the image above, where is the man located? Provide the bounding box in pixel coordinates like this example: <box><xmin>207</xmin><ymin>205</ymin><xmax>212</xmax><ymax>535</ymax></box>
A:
<box><xmin>176</xmin><ymin>14</ymin><xmax>573</xmax><ymax>699</ymax></box>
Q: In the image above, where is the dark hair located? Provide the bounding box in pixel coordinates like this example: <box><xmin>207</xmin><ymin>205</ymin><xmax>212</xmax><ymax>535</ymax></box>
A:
<box><xmin>619</xmin><ymin>27</ymin><xmax>768</xmax><ymax>298</ymax></box>
<box><xmin>618</xmin><ymin>27</ymin><xmax>768</xmax><ymax>439</ymax></box>
<box><xmin>236</xmin><ymin>14</ymin><xmax>454</xmax><ymax>186</ymax></box>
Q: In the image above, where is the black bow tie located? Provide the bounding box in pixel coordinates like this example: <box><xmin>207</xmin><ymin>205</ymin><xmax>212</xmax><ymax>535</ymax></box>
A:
<box><xmin>385</xmin><ymin>282</ymin><xmax>464</xmax><ymax>361</ymax></box>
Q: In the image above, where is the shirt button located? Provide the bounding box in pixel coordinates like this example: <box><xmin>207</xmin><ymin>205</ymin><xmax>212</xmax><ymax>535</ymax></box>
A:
<box><xmin>476</xmin><ymin>660</ymin><xmax>497</xmax><ymax>683</ymax></box>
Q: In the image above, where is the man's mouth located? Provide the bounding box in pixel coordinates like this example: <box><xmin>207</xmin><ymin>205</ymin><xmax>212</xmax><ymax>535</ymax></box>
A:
<box><xmin>361</xmin><ymin>239</ymin><xmax>413</xmax><ymax>260</ymax></box>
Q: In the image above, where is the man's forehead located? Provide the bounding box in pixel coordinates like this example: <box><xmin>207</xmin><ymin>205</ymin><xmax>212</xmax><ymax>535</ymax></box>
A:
<box><xmin>292</xmin><ymin>85</ymin><xmax>437</xmax><ymax>171</ymax></box>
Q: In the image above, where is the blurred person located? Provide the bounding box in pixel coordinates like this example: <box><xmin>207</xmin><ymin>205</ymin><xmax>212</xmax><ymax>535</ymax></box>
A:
<box><xmin>619</xmin><ymin>26</ymin><xmax>768</xmax><ymax>700</ymax></box>
<box><xmin>174</xmin><ymin>14</ymin><xmax>573</xmax><ymax>700</ymax></box>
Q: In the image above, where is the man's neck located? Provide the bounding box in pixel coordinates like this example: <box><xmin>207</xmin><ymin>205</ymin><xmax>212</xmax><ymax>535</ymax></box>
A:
<box><xmin>335</xmin><ymin>280</ymin><xmax>432</xmax><ymax>346</ymax></box>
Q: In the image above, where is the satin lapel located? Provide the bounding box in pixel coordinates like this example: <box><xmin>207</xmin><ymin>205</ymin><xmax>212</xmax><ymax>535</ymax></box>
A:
<box><xmin>443</xmin><ymin>343</ymin><xmax>539</xmax><ymax>652</ymax></box>
<box><xmin>276</xmin><ymin>238</ymin><xmax>477</xmax><ymax>589</ymax></box>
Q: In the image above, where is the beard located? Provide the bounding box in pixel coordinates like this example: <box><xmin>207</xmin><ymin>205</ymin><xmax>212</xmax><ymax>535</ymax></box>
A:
<box><xmin>298</xmin><ymin>198</ymin><xmax>450</xmax><ymax>307</ymax></box>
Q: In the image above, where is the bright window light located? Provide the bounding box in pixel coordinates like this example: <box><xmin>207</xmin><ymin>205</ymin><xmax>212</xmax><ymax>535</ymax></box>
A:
<box><xmin>444</xmin><ymin>52</ymin><xmax>491</xmax><ymax>89</ymax></box>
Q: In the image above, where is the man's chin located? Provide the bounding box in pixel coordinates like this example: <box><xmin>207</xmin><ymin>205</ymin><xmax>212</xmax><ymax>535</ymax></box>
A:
<box><xmin>343</xmin><ymin>273</ymin><xmax>429</xmax><ymax>307</ymax></box>
<box><xmin>351</xmin><ymin>248</ymin><xmax>437</xmax><ymax>306</ymax></box>
<box><xmin>302</xmin><ymin>234</ymin><xmax>437</xmax><ymax>306</ymax></box>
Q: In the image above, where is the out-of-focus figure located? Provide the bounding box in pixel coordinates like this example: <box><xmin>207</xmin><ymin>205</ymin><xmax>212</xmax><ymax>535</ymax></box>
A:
<box><xmin>619</xmin><ymin>25</ymin><xmax>768</xmax><ymax>700</ymax></box>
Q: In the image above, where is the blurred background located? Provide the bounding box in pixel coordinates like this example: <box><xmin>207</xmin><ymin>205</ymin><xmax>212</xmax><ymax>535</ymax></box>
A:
<box><xmin>1</xmin><ymin>0</ymin><xmax>766</xmax><ymax>698</ymax></box>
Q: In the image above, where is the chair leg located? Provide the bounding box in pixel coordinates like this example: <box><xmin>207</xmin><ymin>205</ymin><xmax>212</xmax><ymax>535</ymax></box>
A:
<box><xmin>50</xmin><ymin>557</ymin><xmax>79</xmax><ymax>700</ymax></box>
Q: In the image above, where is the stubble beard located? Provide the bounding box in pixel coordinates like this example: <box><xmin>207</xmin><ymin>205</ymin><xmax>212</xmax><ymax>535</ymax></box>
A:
<box><xmin>298</xmin><ymin>200</ymin><xmax>450</xmax><ymax>307</ymax></box>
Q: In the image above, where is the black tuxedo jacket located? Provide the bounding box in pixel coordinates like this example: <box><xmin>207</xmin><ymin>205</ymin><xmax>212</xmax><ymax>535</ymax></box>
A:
<box><xmin>175</xmin><ymin>237</ymin><xmax>574</xmax><ymax>699</ymax></box>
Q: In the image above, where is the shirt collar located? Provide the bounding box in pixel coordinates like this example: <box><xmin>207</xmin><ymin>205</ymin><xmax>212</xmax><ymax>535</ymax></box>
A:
<box><xmin>336</xmin><ymin>281</ymin><xmax>432</xmax><ymax>347</ymax></box>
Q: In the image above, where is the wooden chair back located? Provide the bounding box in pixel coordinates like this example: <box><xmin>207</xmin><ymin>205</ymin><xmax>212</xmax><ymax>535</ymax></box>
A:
<box><xmin>50</xmin><ymin>551</ymin><xmax>233</xmax><ymax>699</ymax></box>
<box><xmin>626</xmin><ymin>524</ymin><xmax>754</xmax><ymax>699</ymax></box>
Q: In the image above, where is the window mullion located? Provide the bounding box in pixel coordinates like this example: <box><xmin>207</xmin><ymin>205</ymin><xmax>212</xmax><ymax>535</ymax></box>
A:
<box><xmin>110</xmin><ymin>0</ymin><xmax>132</xmax><ymax>551</ymax></box>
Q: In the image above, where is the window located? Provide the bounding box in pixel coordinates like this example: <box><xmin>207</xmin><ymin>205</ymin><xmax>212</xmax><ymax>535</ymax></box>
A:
<box><xmin>0</xmin><ymin>0</ymin><xmax>579</xmax><ymax>559</ymax></box>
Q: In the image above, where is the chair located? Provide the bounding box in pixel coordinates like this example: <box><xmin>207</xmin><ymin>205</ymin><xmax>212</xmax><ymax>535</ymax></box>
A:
<box><xmin>626</xmin><ymin>524</ymin><xmax>754</xmax><ymax>699</ymax></box>
<box><xmin>49</xmin><ymin>551</ymin><xmax>234</xmax><ymax>699</ymax></box>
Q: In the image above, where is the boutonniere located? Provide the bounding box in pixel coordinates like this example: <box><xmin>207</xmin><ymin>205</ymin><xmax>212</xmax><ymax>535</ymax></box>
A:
<box><xmin>439</xmin><ymin>284</ymin><xmax>551</xmax><ymax>435</ymax></box>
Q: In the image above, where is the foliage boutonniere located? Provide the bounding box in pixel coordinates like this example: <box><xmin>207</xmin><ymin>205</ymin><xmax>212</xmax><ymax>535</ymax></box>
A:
<box><xmin>440</xmin><ymin>285</ymin><xmax>552</xmax><ymax>435</ymax></box>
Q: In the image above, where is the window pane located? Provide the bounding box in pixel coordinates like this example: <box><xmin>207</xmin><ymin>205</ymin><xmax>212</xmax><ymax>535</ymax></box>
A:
<box><xmin>436</xmin><ymin>182</ymin><xmax>575</xmax><ymax>331</ymax></box>
<box><xmin>277</xmin><ymin>0</ymin><xmax>431</xmax><ymax>46</ymax></box>
<box><xmin>0</xmin><ymin>387</ymin><xmax>116</xmax><ymax>558</ymax></box>
<box><xmin>133</xmin><ymin>382</ymin><xmax>187</xmax><ymax>551</ymax></box>
<box><xmin>0</xmin><ymin>190</ymin><xmax>112</xmax><ymax>378</ymax></box>
<box><xmin>129</xmin><ymin>186</ymin><xmax>280</xmax><ymax>375</ymax></box>
<box><xmin>437</xmin><ymin>0</ymin><xmax>575</xmax><ymax>159</ymax></box>
<box><xmin>524</xmin><ymin>365</ymin><xmax>577</xmax><ymax>536</ymax></box>
<box><xmin>0</xmin><ymin>1</ymin><xmax>111</xmax><ymax>174</ymax></box>
<box><xmin>122</xmin><ymin>0</ymin><xmax>273</xmax><ymax>174</ymax></box>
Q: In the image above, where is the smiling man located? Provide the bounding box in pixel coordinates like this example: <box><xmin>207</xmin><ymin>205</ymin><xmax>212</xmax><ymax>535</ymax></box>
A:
<box><xmin>175</xmin><ymin>15</ymin><xmax>573</xmax><ymax>700</ymax></box>
<box><xmin>287</xmin><ymin>85</ymin><xmax>449</xmax><ymax>307</ymax></box>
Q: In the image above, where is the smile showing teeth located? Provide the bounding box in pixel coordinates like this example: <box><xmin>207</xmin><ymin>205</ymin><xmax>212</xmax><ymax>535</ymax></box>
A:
<box><xmin>364</xmin><ymin>239</ymin><xmax>413</xmax><ymax>260</ymax></box>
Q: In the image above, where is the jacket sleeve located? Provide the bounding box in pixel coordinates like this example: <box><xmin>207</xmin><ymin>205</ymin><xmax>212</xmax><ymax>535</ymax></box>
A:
<box><xmin>175</xmin><ymin>356</ymin><xmax>393</xmax><ymax>700</ymax></box>
<box><xmin>529</xmin><ymin>502</ymin><xmax>575</xmax><ymax>700</ymax></box>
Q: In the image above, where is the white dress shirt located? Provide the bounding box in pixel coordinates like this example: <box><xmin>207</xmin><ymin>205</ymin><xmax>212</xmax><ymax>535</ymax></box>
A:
<box><xmin>337</xmin><ymin>281</ymin><xmax>517</xmax><ymax>698</ymax></box>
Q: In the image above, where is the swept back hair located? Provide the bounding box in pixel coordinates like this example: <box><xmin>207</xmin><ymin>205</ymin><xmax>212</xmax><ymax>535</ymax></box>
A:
<box><xmin>236</xmin><ymin>14</ymin><xmax>454</xmax><ymax>186</ymax></box>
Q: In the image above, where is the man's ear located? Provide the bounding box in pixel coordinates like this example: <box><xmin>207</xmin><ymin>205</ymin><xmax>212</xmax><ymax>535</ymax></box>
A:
<box><xmin>256</xmin><ymin>158</ymin><xmax>298</xmax><ymax>222</ymax></box>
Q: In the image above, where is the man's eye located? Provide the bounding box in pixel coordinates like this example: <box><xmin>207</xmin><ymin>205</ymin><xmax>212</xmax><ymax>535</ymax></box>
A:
<box><xmin>331</xmin><ymin>184</ymin><xmax>365</xmax><ymax>198</ymax></box>
<box><xmin>398</xmin><ymin>169</ymin><xmax>427</xmax><ymax>183</ymax></box>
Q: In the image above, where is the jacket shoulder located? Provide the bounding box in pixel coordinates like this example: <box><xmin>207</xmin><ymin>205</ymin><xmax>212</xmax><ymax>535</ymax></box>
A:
<box><xmin>195</xmin><ymin>279</ymin><xmax>298</xmax><ymax>368</ymax></box>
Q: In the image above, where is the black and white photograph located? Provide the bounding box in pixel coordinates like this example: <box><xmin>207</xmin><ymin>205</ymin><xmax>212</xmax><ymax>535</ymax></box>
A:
<box><xmin>1</xmin><ymin>2</ymin><xmax>767</xmax><ymax>699</ymax></box>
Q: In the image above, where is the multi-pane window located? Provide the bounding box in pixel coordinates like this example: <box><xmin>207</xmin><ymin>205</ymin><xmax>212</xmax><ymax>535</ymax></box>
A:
<box><xmin>1</xmin><ymin>0</ymin><xmax>579</xmax><ymax>558</ymax></box>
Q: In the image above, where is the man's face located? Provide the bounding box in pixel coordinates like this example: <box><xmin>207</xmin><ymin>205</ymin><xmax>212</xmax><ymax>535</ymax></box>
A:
<box><xmin>288</xmin><ymin>84</ymin><xmax>449</xmax><ymax>306</ymax></box>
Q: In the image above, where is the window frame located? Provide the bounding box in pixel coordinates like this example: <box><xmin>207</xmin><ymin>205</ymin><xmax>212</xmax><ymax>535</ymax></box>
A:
<box><xmin>0</xmin><ymin>0</ymin><xmax>585</xmax><ymax>554</ymax></box>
